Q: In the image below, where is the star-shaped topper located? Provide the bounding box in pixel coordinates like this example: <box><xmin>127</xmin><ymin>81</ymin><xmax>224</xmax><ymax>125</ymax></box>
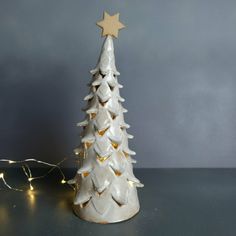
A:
<box><xmin>96</xmin><ymin>12</ymin><xmax>125</xmax><ymax>38</ymax></box>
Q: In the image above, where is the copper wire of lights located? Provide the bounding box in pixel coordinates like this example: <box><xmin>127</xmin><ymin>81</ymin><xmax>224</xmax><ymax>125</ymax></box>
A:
<box><xmin>0</xmin><ymin>157</ymin><xmax>69</xmax><ymax>191</ymax></box>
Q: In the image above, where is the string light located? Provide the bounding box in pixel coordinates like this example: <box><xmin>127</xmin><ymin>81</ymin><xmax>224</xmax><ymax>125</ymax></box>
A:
<box><xmin>0</xmin><ymin>157</ymin><xmax>70</xmax><ymax>191</ymax></box>
<box><xmin>0</xmin><ymin>172</ymin><xmax>23</xmax><ymax>191</ymax></box>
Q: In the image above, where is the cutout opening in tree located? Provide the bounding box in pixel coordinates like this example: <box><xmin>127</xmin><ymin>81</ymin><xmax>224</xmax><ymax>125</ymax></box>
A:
<box><xmin>123</xmin><ymin>151</ymin><xmax>129</xmax><ymax>158</ymax></box>
<box><xmin>108</xmin><ymin>84</ymin><xmax>114</xmax><ymax>91</ymax></box>
<box><xmin>112</xmin><ymin>196</ymin><xmax>123</xmax><ymax>207</ymax></box>
<box><xmin>82</xmin><ymin>171</ymin><xmax>90</xmax><ymax>178</ymax></box>
<box><xmin>98</xmin><ymin>98</ymin><xmax>108</xmax><ymax>107</ymax></box>
<box><xmin>80</xmin><ymin>198</ymin><xmax>91</xmax><ymax>208</ymax></box>
<box><xmin>84</xmin><ymin>142</ymin><xmax>93</xmax><ymax>149</ymax></box>
<box><xmin>78</xmin><ymin>150</ymin><xmax>85</xmax><ymax>158</ymax></box>
<box><xmin>97</xmin><ymin>188</ymin><xmax>106</xmax><ymax>196</ymax></box>
<box><xmin>109</xmin><ymin>112</ymin><xmax>116</xmax><ymax>120</ymax></box>
<box><xmin>113</xmin><ymin>169</ymin><xmax>122</xmax><ymax>176</ymax></box>
<box><xmin>97</xmin><ymin>155</ymin><xmax>109</xmax><ymax>163</ymax></box>
<box><xmin>88</xmin><ymin>97</ymin><xmax>93</xmax><ymax>103</ymax></box>
<box><xmin>99</xmin><ymin>69</ymin><xmax>106</xmax><ymax>78</ymax></box>
<box><xmin>90</xmin><ymin>113</ymin><xmax>97</xmax><ymax>119</ymax></box>
<box><xmin>92</xmin><ymin>71</ymin><xmax>98</xmax><ymax>78</ymax></box>
<box><xmin>120</xmin><ymin>126</ymin><xmax>125</xmax><ymax>131</ymax></box>
<box><xmin>111</xmin><ymin>141</ymin><xmax>119</xmax><ymax>149</ymax></box>
<box><xmin>98</xmin><ymin>127</ymin><xmax>109</xmax><ymax>136</ymax></box>
<box><xmin>94</xmin><ymin>85</ymin><xmax>100</xmax><ymax>91</ymax></box>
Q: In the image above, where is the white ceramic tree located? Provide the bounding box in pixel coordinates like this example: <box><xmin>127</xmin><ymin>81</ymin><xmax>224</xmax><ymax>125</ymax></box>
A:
<box><xmin>73</xmin><ymin>13</ymin><xmax>143</xmax><ymax>224</ymax></box>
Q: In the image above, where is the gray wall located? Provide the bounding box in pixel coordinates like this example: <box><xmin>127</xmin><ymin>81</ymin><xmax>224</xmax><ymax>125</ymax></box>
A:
<box><xmin>0</xmin><ymin>0</ymin><xmax>236</xmax><ymax>168</ymax></box>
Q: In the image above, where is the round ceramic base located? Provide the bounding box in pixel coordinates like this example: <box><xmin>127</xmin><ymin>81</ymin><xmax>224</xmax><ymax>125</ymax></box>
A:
<box><xmin>73</xmin><ymin>203</ymin><xmax>140</xmax><ymax>224</ymax></box>
<box><xmin>73</xmin><ymin>188</ymin><xmax>140</xmax><ymax>224</ymax></box>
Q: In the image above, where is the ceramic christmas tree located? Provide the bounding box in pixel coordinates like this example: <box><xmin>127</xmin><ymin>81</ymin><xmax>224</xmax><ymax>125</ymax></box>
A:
<box><xmin>73</xmin><ymin>12</ymin><xmax>143</xmax><ymax>223</ymax></box>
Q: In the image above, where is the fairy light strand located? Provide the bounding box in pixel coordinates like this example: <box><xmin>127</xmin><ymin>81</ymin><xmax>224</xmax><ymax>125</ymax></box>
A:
<box><xmin>22</xmin><ymin>164</ymin><xmax>34</xmax><ymax>191</ymax></box>
<box><xmin>0</xmin><ymin>157</ymin><xmax>70</xmax><ymax>191</ymax></box>
<box><xmin>0</xmin><ymin>172</ymin><xmax>23</xmax><ymax>191</ymax></box>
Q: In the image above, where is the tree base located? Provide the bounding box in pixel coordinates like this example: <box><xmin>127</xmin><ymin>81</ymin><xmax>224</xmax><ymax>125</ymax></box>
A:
<box><xmin>73</xmin><ymin>188</ymin><xmax>140</xmax><ymax>224</ymax></box>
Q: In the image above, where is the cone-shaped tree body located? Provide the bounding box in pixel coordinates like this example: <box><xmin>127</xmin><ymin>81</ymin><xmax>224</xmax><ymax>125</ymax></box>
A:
<box><xmin>73</xmin><ymin>36</ymin><xmax>143</xmax><ymax>223</ymax></box>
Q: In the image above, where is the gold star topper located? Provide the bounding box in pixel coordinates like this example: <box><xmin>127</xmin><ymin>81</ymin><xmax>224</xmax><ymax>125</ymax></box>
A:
<box><xmin>96</xmin><ymin>12</ymin><xmax>125</xmax><ymax>38</ymax></box>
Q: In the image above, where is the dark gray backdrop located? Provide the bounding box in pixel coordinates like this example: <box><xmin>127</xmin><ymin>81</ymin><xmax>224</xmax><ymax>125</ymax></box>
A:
<box><xmin>0</xmin><ymin>0</ymin><xmax>236</xmax><ymax>168</ymax></box>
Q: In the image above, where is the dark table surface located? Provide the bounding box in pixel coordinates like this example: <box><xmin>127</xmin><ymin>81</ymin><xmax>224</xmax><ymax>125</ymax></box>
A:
<box><xmin>0</xmin><ymin>168</ymin><xmax>236</xmax><ymax>236</ymax></box>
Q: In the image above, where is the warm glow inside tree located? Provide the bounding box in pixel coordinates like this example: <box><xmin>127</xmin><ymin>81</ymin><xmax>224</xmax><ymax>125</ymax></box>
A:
<box><xmin>73</xmin><ymin>12</ymin><xmax>143</xmax><ymax>223</ymax></box>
